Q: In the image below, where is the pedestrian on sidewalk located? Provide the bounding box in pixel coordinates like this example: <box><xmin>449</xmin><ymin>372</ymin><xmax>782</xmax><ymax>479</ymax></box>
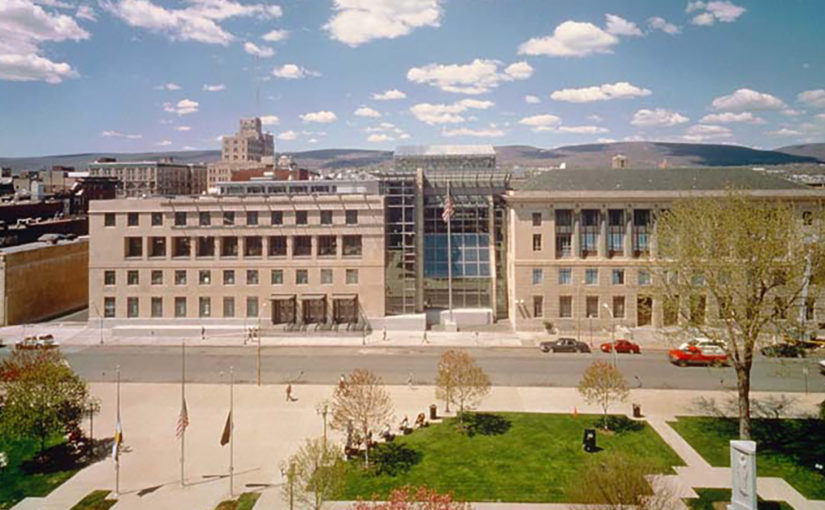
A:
<box><xmin>382</xmin><ymin>327</ymin><xmax>387</xmax><ymax>342</ymax></box>
<box><xmin>286</xmin><ymin>383</ymin><xmax>295</xmax><ymax>402</ymax></box>
<box><xmin>201</xmin><ymin>326</ymin><xmax>205</xmax><ymax>341</ymax></box>
<box><xmin>407</xmin><ymin>372</ymin><xmax>414</xmax><ymax>389</ymax></box>
<box><xmin>422</xmin><ymin>330</ymin><xmax>429</xmax><ymax>344</ymax></box>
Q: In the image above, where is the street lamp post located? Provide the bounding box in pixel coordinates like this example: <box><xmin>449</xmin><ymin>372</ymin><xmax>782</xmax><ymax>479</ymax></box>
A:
<box><xmin>602</xmin><ymin>303</ymin><xmax>617</xmax><ymax>367</ymax></box>
<box><xmin>257</xmin><ymin>301</ymin><xmax>268</xmax><ymax>387</ymax></box>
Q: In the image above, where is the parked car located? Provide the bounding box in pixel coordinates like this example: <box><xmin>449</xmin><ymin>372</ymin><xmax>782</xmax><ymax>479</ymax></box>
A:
<box><xmin>678</xmin><ymin>337</ymin><xmax>727</xmax><ymax>351</ymax></box>
<box><xmin>669</xmin><ymin>345</ymin><xmax>729</xmax><ymax>367</ymax></box>
<box><xmin>539</xmin><ymin>337</ymin><xmax>591</xmax><ymax>353</ymax></box>
<box><xmin>600</xmin><ymin>339</ymin><xmax>641</xmax><ymax>354</ymax></box>
<box><xmin>761</xmin><ymin>342</ymin><xmax>806</xmax><ymax>358</ymax></box>
<box><xmin>14</xmin><ymin>335</ymin><xmax>59</xmax><ymax>350</ymax></box>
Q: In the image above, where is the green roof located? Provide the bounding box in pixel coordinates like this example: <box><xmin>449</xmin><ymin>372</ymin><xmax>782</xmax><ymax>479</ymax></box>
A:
<box><xmin>516</xmin><ymin>167</ymin><xmax>808</xmax><ymax>192</ymax></box>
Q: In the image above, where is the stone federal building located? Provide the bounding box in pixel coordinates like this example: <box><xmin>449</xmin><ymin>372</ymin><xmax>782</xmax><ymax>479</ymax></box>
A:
<box><xmin>88</xmin><ymin>145</ymin><xmax>825</xmax><ymax>332</ymax></box>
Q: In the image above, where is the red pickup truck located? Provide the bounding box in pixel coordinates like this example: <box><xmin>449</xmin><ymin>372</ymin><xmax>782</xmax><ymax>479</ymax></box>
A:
<box><xmin>669</xmin><ymin>345</ymin><xmax>729</xmax><ymax>367</ymax></box>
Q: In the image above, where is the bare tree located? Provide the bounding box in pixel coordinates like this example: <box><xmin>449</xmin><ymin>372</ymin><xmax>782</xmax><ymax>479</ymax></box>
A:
<box><xmin>330</xmin><ymin>368</ymin><xmax>394</xmax><ymax>467</ymax></box>
<box><xmin>351</xmin><ymin>485</ymin><xmax>473</xmax><ymax>510</ymax></box>
<box><xmin>577</xmin><ymin>361</ymin><xmax>629</xmax><ymax>429</ymax></box>
<box><xmin>435</xmin><ymin>350</ymin><xmax>491</xmax><ymax>422</ymax></box>
<box><xmin>280</xmin><ymin>437</ymin><xmax>345</xmax><ymax>510</ymax></box>
<box><xmin>653</xmin><ymin>191</ymin><xmax>825</xmax><ymax>439</ymax></box>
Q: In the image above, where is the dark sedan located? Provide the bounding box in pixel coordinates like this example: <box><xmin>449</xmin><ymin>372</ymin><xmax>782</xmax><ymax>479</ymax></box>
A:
<box><xmin>539</xmin><ymin>337</ymin><xmax>591</xmax><ymax>353</ymax></box>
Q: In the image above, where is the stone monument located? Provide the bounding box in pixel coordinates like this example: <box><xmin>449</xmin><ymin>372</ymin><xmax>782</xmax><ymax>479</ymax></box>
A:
<box><xmin>728</xmin><ymin>440</ymin><xmax>757</xmax><ymax>510</ymax></box>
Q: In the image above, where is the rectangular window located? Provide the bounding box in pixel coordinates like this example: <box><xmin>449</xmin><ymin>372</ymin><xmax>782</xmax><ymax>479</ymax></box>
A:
<box><xmin>532</xmin><ymin>268</ymin><xmax>543</xmax><ymax>285</ymax></box>
<box><xmin>223</xmin><ymin>270</ymin><xmax>235</xmax><ymax>285</ymax></box>
<box><xmin>104</xmin><ymin>297</ymin><xmax>116</xmax><ymax>317</ymax></box>
<box><xmin>127</xmin><ymin>270</ymin><xmax>139</xmax><ymax>286</ymax></box>
<box><xmin>318</xmin><ymin>235</ymin><xmax>337</xmax><ymax>257</ymax></box>
<box><xmin>221</xmin><ymin>237</ymin><xmax>239</xmax><ymax>257</ymax></box>
<box><xmin>346</xmin><ymin>268</ymin><xmax>359</xmax><ymax>284</ymax></box>
<box><xmin>607</xmin><ymin>209</ymin><xmax>625</xmax><ymax>256</ymax></box>
<box><xmin>199</xmin><ymin>270</ymin><xmax>211</xmax><ymax>285</ymax></box>
<box><xmin>320</xmin><ymin>210</ymin><xmax>333</xmax><ymax>225</ymax></box>
<box><xmin>125</xmin><ymin>237</ymin><xmax>142</xmax><ymax>258</ymax></box>
<box><xmin>244</xmin><ymin>236</ymin><xmax>263</xmax><ymax>257</ymax></box>
<box><xmin>246</xmin><ymin>297</ymin><xmax>259</xmax><ymax>318</ymax></box>
<box><xmin>199</xmin><ymin>211</ymin><xmax>211</xmax><ymax>226</ymax></box>
<box><xmin>271</xmin><ymin>211</ymin><xmax>283</xmax><ymax>225</ymax></box>
<box><xmin>585</xmin><ymin>268</ymin><xmax>598</xmax><ymax>285</ymax></box>
<box><xmin>269</xmin><ymin>236</ymin><xmax>287</xmax><ymax>256</ymax></box>
<box><xmin>151</xmin><ymin>212</ymin><xmax>163</xmax><ymax>226</ymax></box>
<box><xmin>223</xmin><ymin>211</ymin><xmax>235</xmax><ymax>226</ymax></box>
<box><xmin>559</xmin><ymin>296</ymin><xmax>572</xmax><ymax>318</ymax></box>
<box><xmin>296</xmin><ymin>210</ymin><xmax>308</xmax><ymax>225</ymax></box>
<box><xmin>612</xmin><ymin>269</ymin><xmax>625</xmax><ymax>285</ymax></box>
<box><xmin>321</xmin><ymin>268</ymin><xmax>333</xmax><ymax>284</ymax></box>
<box><xmin>127</xmin><ymin>212</ymin><xmax>139</xmax><ymax>226</ymax></box>
<box><xmin>223</xmin><ymin>297</ymin><xmax>235</xmax><ymax>318</ymax></box>
<box><xmin>104</xmin><ymin>270</ymin><xmax>115</xmax><ymax>286</ymax></box>
<box><xmin>532</xmin><ymin>234</ymin><xmax>542</xmax><ymax>251</ymax></box>
<box><xmin>613</xmin><ymin>296</ymin><xmax>626</xmax><ymax>319</ymax></box>
<box><xmin>533</xmin><ymin>296</ymin><xmax>543</xmax><ymax>318</ymax></box>
<box><xmin>638</xmin><ymin>270</ymin><xmax>651</xmax><ymax>286</ymax></box>
<box><xmin>246</xmin><ymin>269</ymin><xmax>259</xmax><ymax>285</ymax></box>
<box><xmin>104</xmin><ymin>213</ymin><xmax>116</xmax><ymax>227</ymax></box>
<box><xmin>151</xmin><ymin>270</ymin><xmax>163</xmax><ymax>285</ymax></box>
<box><xmin>345</xmin><ymin>210</ymin><xmax>358</xmax><ymax>225</ymax></box>
<box><xmin>558</xmin><ymin>268</ymin><xmax>571</xmax><ymax>285</ymax></box>
<box><xmin>150</xmin><ymin>237</ymin><xmax>166</xmax><ymax>258</ymax></box>
<box><xmin>296</xmin><ymin>269</ymin><xmax>308</xmax><ymax>284</ymax></box>
<box><xmin>175</xmin><ymin>297</ymin><xmax>187</xmax><ymax>317</ymax></box>
<box><xmin>127</xmin><ymin>297</ymin><xmax>139</xmax><ymax>318</ymax></box>
<box><xmin>199</xmin><ymin>297</ymin><xmax>211</xmax><ymax>318</ymax></box>
<box><xmin>342</xmin><ymin>235</ymin><xmax>362</xmax><ymax>256</ymax></box>
<box><xmin>175</xmin><ymin>270</ymin><xmax>187</xmax><ymax>285</ymax></box>
<box><xmin>197</xmin><ymin>236</ymin><xmax>215</xmax><ymax>257</ymax></box>
<box><xmin>175</xmin><ymin>212</ymin><xmax>187</xmax><ymax>226</ymax></box>
<box><xmin>151</xmin><ymin>297</ymin><xmax>163</xmax><ymax>318</ymax></box>
<box><xmin>246</xmin><ymin>211</ymin><xmax>258</xmax><ymax>225</ymax></box>
<box><xmin>580</xmin><ymin>209</ymin><xmax>600</xmax><ymax>257</ymax></box>
<box><xmin>271</xmin><ymin>269</ymin><xmax>283</xmax><ymax>285</ymax></box>
<box><xmin>532</xmin><ymin>212</ymin><xmax>542</xmax><ymax>226</ymax></box>
<box><xmin>586</xmin><ymin>296</ymin><xmax>599</xmax><ymax>318</ymax></box>
<box><xmin>294</xmin><ymin>236</ymin><xmax>312</xmax><ymax>256</ymax></box>
<box><xmin>173</xmin><ymin>237</ymin><xmax>191</xmax><ymax>258</ymax></box>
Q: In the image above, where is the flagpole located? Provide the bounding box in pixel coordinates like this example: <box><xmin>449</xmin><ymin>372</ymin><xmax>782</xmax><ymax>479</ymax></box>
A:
<box><xmin>115</xmin><ymin>364</ymin><xmax>120</xmax><ymax>497</ymax></box>
<box><xmin>447</xmin><ymin>181</ymin><xmax>453</xmax><ymax>323</ymax></box>
<box><xmin>181</xmin><ymin>339</ymin><xmax>185</xmax><ymax>487</ymax></box>
<box><xmin>229</xmin><ymin>366</ymin><xmax>234</xmax><ymax>497</ymax></box>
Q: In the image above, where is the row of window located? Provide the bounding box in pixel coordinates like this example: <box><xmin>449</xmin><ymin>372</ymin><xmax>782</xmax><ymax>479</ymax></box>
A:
<box><xmin>104</xmin><ymin>268</ymin><xmax>360</xmax><ymax>287</ymax></box>
<box><xmin>531</xmin><ymin>232</ymin><xmax>650</xmax><ymax>258</ymax></box>
<box><xmin>531</xmin><ymin>268</ymin><xmax>651</xmax><ymax>286</ymax></box>
<box><xmin>104</xmin><ymin>296</ymin><xmax>260</xmax><ymax>319</ymax></box>
<box><xmin>530</xmin><ymin>295</ymin><xmax>627</xmax><ymax>319</ymax></box>
<box><xmin>105</xmin><ymin>209</ymin><xmax>359</xmax><ymax>228</ymax></box>
<box><xmin>530</xmin><ymin>209</ymin><xmax>652</xmax><ymax>228</ymax></box>
<box><xmin>123</xmin><ymin>235</ymin><xmax>362</xmax><ymax>259</ymax></box>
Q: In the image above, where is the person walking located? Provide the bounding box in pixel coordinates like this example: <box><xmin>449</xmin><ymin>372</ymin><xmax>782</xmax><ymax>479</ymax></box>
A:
<box><xmin>407</xmin><ymin>372</ymin><xmax>414</xmax><ymax>389</ymax></box>
<box><xmin>286</xmin><ymin>383</ymin><xmax>294</xmax><ymax>402</ymax></box>
<box><xmin>201</xmin><ymin>326</ymin><xmax>205</xmax><ymax>341</ymax></box>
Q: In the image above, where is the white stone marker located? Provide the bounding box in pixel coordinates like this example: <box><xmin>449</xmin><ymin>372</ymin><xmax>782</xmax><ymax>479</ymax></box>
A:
<box><xmin>728</xmin><ymin>440</ymin><xmax>757</xmax><ymax>510</ymax></box>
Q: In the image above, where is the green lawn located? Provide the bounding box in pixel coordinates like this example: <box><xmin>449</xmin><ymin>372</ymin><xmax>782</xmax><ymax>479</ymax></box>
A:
<box><xmin>337</xmin><ymin>412</ymin><xmax>683</xmax><ymax>503</ymax></box>
<box><xmin>70</xmin><ymin>490</ymin><xmax>117</xmax><ymax>510</ymax></box>
<box><xmin>0</xmin><ymin>437</ymin><xmax>83</xmax><ymax>509</ymax></box>
<box><xmin>685</xmin><ymin>488</ymin><xmax>793</xmax><ymax>510</ymax></box>
<box><xmin>214</xmin><ymin>492</ymin><xmax>260</xmax><ymax>510</ymax></box>
<box><xmin>669</xmin><ymin>417</ymin><xmax>825</xmax><ymax>500</ymax></box>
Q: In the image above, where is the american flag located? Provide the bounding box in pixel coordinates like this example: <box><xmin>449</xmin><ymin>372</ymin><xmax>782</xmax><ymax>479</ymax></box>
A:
<box><xmin>176</xmin><ymin>398</ymin><xmax>189</xmax><ymax>439</ymax></box>
<box><xmin>442</xmin><ymin>193</ymin><xmax>455</xmax><ymax>223</ymax></box>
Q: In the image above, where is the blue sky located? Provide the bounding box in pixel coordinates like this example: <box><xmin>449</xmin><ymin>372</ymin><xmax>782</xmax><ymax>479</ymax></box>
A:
<box><xmin>0</xmin><ymin>0</ymin><xmax>823</xmax><ymax>156</ymax></box>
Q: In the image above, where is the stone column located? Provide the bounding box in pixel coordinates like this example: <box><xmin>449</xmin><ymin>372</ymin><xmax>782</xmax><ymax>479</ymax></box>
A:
<box><xmin>625</xmin><ymin>208</ymin><xmax>633</xmax><ymax>257</ymax></box>
<box><xmin>487</xmin><ymin>195</ymin><xmax>497</xmax><ymax>320</ymax></box>
<box><xmin>415</xmin><ymin>169</ymin><xmax>425</xmax><ymax>313</ymax></box>
<box><xmin>598</xmin><ymin>207</ymin><xmax>607</xmax><ymax>258</ymax></box>
<box><xmin>573</xmin><ymin>207</ymin><xmax>581</xmax><ymax>259</ymax></box>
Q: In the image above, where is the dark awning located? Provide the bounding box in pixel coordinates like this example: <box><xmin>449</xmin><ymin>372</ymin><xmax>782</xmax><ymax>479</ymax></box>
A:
<box><xmin>271</xmin><ymin>294</ymin><xmax>296</xmax><ymax>301</ymax></box>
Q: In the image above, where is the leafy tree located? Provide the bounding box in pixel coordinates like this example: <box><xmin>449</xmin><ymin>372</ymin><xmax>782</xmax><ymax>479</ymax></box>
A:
<box><xmin>566</xmin><ymin>453</ymin><xmax>676</xmax><ymax>510</ymax></box>
<box><xmin>351</xmin><ymin>485</ymin><xmax>472</xmax><ymax>510</ymax></box>
<box><xmin>330</xmin><ymin>368</ymin><xmax>394</xmax><ymax>467</ymax></box>
<box><xmin>0</xmin><ymin>349</ymin><xmax>89</xmax><ymax>454</ymax></box>
<box><xmin>577</xmin><ymin>361</ymin><xmax>629</xmax><ymax>429</ymax></box>
<box><xmin>653</xmin><ymin>191</ymin><xmax>825</xmax><ymax>439</ymax></box>
<box><xmin>280</xmin><ymin>437</ymin><xmax>345</xmax><ymax>510</ymax></box>
<box><xmin>435</xmin><ymin>350</ymin><xmax>491</xmax><ymax>423</ymax></box>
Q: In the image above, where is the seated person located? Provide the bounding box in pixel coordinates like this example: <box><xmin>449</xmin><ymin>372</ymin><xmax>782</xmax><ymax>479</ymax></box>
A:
<box><xmin>415</xmin><ymin>412</ymin><xmax>427</xmax><ymax>428</ymax></box>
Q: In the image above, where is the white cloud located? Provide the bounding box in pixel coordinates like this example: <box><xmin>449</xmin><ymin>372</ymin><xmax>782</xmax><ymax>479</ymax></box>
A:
<box><xmin>0</xmin><ymin>0</ymin><xmax>89</xmax><ymax>83</ymax></box>
<box><xmin>699</xmin><ymin>112</ymin><xmax>763</xmax><ymax>124</ymax></box>
<box><xmin>174</xmin><ymin>126</ymin><xmax>191</xmax><ymax>131</ymax></box>
<box><xmin>441</xmin><ymin>127</ymin><xmax>505</xmax><ymax>138</ymax></box>
<box><xmin>525</xmin><ymin>95</ymin><xmax>541</xmax><ymax>104</ymax></box>
<box><xmin>407</xmin><ymin>58</ymin><xmax>532</xmax><ymax>95</ymax></box>
<box><xmin>354</xmin><ymin>106</ymin><xmax>381</xmax><ymax>118</ymax></box>
<box><xmin>768</xmin><ymin>128</ymin><xmax>801</xmax><ymax>136</ymax></box>
<box><xmin>158</xmin><ymin>82</ymin><xmax>180</xmax><ymax>90</ymax></box>
<box><xmin>104</xmin><ymin>0</ymin><xmax>282</xmax><ymax>45</ymax></box>
<box><xmin>798</xmin><ymin>89</ymin><xmax>825</xmax><ymax>108</ymax></box>
<box><xmin>243</xmin><ymin>41</ymin><xmax>274</xmax><ymax>58</ymax></box>
<box><xmin>202</xmin><ymin>83</ymin><xmax>224</xmax><ymax>92</ymax></box>
<box><xmin>605</xmin><ymin>14</ymin><xmax>642</xmax><ymax>37</ymax></box>
<box><xmin>101</xmin><ymin>130</ymin><xmax>142</xmax><ymax>139</ymax></box>
<box><xmin>261</xmin><ymin>29</ymin><xmax>288</xmax><ymax>42</ymax></box>
<box><xmin>277</xmin><ymin>130</ymin><xmax>296</xmax><ymax>140</ymax></box>
<box><xmin>588</xmin><ymin>114</ymin><xmax>604</xmax><ymax>123</ymax></box>
<box><xmin>260</xmin><ymin>115</ymin><xmax>279</xmax><ymax>126</ymax></box>
<box><xmin>647</xmin><ymin>16</ymin><xmax>680</xmax><ymax>34</ymax></box>
<box><xmin>781</xmin><ymin>109</ymin><xmax>804</xmax><ymax>117</ymax></box>
<box><xmin>163</xmin><ymin>98</ymin><xmax>199</xmax><ymax>115</ymax></box>
<box><xmin>271</xmin><ymin>63</ymin><xmax>319</xmax><ymax>79</ymax></box>
<box><xmin>550</xmin><ymin>82</ymin><xmax>651</xmax><ymax>103</ymax></box>
<box><xmin>518</xmin><ymin>20</ymin><xmax>619</xmax><ymax>58</ymax></box>
<box><xmin>631</xmin><ymin>108</ymin><xmax>689</xmax><ymax>127</ymax></box>
<box><xmin>711</xmin><ymin>88</ymin><xmax>786</xmax><ymax>111</ymax></box>
<box><xmin>409</xmin><ymin>99</ymin><xmax>493</xmax><ymax>125</ymax></box>
<box><xmin>367</xmin><ymin>133</ymin><xmax>393</xmax><ymax>143</ymax></box>
<box><xmin>373</xmin><ymin>89</ymin><xmax>406</xmax><ymax>101</ymax></box>
<box><xmin>687</xmin><ymin>1</ymin><xmax>746</xmax><ymax>25</ymax></box>
<box><xmin>324</xmin><ymin>0</ymin><xmax>442</xmax><ymax>47</ymax></box>
<box><xmin>157</xmin><ymin>140</ymin><xmax>172</xmax><ymax>146</ymax></box>
<box><xmin>518</xmin><ymin>114</ymin><xmax>562</xmax><ymax>132</ymax></box>
<box><xmin>597</xmin><ymin>138</ymin><xmax>617</xmax><ymax>143</ymax></box>
<box><xmin>556</xmin><ymin>125</ymin><xmax>609</xmax><ymax>134</ymax></box>
<box><xmin>682</xmin><ymin>124</ymin><xmax>732</xmax><ymax>142</ymax></box>
<box><xmin>300</xmin><ymin>111</ymin><xmax>338</xmax><ymax>124</ymax></box>
<box><xmin>76</xmin><ymin>5</ymin><xmax>96</xmax><ymax>21</ymax></box>
<box><xmin>691</xmin><ymin>12</ymin><xmax>715</xmax><ymax>26</ymax></box>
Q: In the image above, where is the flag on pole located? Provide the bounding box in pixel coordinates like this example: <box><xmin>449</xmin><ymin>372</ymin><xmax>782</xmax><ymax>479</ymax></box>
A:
<box><xmin>220</xmin><ymin>411</ymin><xmax>232</xmax><ymax>446</ymax></box>
<box><xmin>112</xmin><ymin>416</ymin><xmax>123</xmax><ymax>461</ymax></box>
<box><xmin>442</xmin><ymin>192</ymin><xmax>454</xmax><ymax>223</ymax></box>
<box><xmin>176</xmin><ymin>399</ymin><xmax>189</xmax><ymax>439</ymax></box>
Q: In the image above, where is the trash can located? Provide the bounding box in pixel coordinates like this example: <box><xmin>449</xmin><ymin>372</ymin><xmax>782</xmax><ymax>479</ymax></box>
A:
<box><xmin>582</xmin><ymin>428</ymin><xmax>597</xmax><ymax>453</ymax></box>
<box><xmin>429</xmin><ymin>404</ymin><xmax>437</xmax><ymax>420</ymax></box>
<box><xmin>632</xmin><ymin>403</ymin><xmax>642</xmax><ymax>418</ymax></box>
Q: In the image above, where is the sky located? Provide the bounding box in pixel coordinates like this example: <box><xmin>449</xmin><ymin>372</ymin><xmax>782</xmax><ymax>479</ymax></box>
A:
<box><xmin>0</xmin><ymin>0</ymin><xmax>824</xmax><ymax>157</ymax></box>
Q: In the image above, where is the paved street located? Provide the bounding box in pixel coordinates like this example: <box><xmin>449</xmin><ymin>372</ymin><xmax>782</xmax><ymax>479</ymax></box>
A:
<box><xmin>27</xmin><ymin>344</ymin><xmax>825</xmax><ymax>392</ymax></box>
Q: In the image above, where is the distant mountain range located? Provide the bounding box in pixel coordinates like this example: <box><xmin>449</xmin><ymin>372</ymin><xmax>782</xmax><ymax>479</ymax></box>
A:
<box><xmin>1</xmin><ymin>142</ymin><xmax>822</xmax><ymax>174</ymax></box>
